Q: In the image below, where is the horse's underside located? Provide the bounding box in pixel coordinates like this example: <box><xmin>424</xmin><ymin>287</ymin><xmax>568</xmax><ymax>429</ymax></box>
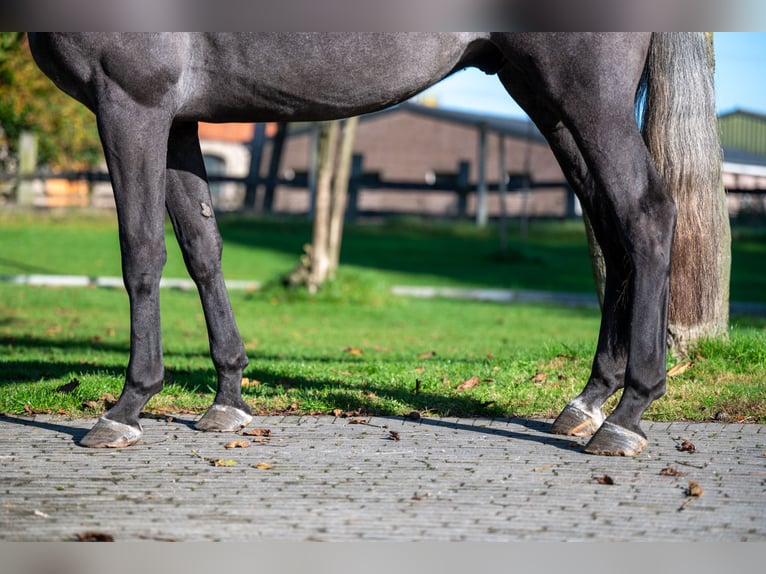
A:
<box><xmin>29</xmin><ymin>32</ymin><xmax>692</xmax><ymax>455</ymax></box>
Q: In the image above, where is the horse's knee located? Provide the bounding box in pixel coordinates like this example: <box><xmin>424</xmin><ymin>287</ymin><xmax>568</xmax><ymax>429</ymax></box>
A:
<box><xmin>122</xmin><ymin>241</ymin><xmax>167</xmax><ymax>296</ymax></box>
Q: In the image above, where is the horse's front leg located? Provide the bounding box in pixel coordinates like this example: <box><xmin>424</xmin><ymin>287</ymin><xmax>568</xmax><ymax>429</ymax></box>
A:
<box><xmin>79</xmin><ymin>107</ymin><xmax>172</xmax><ymax>448</ymax></box>
<box><xmin>165</xmin><ymin>122</ymin><xmax>252</xmax><ymax>432</ymax></box>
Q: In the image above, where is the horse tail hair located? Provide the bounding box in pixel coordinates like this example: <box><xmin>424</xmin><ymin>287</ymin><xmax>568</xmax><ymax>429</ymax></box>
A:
<box><xmin>638</xmin><ymin>32</ymin><xmax>729</xmax><ymax>347</ymax></box>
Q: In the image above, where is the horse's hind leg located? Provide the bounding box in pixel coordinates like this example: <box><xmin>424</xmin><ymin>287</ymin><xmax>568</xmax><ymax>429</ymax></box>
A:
<box><xmin>570</xmin><ymin>114</ymin><xmax>675</xmax><ymax>456</ymax></box>
<box><xmin>537</xmin><ymin>126</ymin><xmax>633</xmax><ymax>439</ymax></box>
<box><xmin>80</xmin><ymin>107</ymin><xmax>172</xmax><ymax>447</ymax></box>
<box><xmin>164</xmin><ymin>122</ymin><xmax>252</xmax><ymax>432</ymax></box>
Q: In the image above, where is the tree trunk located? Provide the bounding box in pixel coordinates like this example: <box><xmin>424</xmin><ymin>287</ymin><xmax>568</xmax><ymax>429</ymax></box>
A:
<box><xmin>328</xmin><ymin>116</ymin><xmax>358</xmax><ymax>276</ymax></box>
<box><xmin>307</xmin><ymin>120</ymin><xmax>339</xmax><ymax>293</ymax></box>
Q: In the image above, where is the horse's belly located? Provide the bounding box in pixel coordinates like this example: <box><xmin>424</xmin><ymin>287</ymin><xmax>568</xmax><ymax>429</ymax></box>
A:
<box><xmin>177</xmin><ymin>33</ymin><xmax>484</xmax><ymax>122</ymax></box>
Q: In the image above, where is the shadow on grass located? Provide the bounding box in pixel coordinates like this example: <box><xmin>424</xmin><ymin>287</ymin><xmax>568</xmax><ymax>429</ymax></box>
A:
<box><xmin>2</xmin><ymin>335</ymin><xmax>575</xmax><ymax>422</ymax></box>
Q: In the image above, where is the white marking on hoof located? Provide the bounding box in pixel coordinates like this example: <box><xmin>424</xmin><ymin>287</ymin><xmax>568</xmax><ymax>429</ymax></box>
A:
<box><xmin>195</xmin><ymin>404</ymin><xmax>253</xmax><ymax>432</ymax></box>
<box><xmin>80</xmin><ymin>416</ymin><xmax>143</xmax><ymax>448</ymax></box>
<box><xmin>550</xmin><ymin>399</ymin><xmax>605</xmax><ymax>437</ymax></box>
<box><xmin>583</xmin><ymin>421</ymin><xmax>647</xmax><ymax>456</ymax></box>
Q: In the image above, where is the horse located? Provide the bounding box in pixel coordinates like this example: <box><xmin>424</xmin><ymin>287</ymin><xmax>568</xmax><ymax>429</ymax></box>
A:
<box><xmin>28</xmin><ymin>33</ymin><xmax>720</xmax><ymax>455</ymax></box>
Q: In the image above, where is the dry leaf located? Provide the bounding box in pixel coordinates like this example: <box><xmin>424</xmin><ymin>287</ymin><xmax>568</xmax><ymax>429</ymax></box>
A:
<box><xmin>414</xmin><ymin>367</ymin><xmax>426</xmax><ymax>373</ymax></box>
<box><xmin>253</xmin><ymin>462</ymin><xmax>273</xmax><ymax>470</ymax></box>
<box><xmin>532</xmin><ymin>465</ymin><xmax>554</xmax><ymax>472</ymax></box>
<box><xmin>224</xmin><ymin>440</ymin><xmax>250</xmax><ymax>449</ymax></box>
<box><xmin>332</xmin><ymin>408</ymin><xmax>343</xmax><ymax>417</ymax></box>
<box><xmin>685</xmin><ymin>480</ymin><xmax>704</xmax><ymax>497</ymax></box>
<box><xmin>389</xmin><ymin>430</ymin><xmax>401</xmax><ymax>441</ymax></box>
<box><xmin>348</xmin><ymin>418</ymin><xmax>368</xmax><ymax>424</ymax></box>
<box><xmin>456</xmin><ymin>376</ymin><xmax>480</xmax><ymax>392</ymax></box>
<box><xmin>241</xmin><ymin>377</ymin><xmax>261</xmax><ymax>387</ymax></box>
<box><xmin>344</xmin><ymin>347</ymin><xmax>363</xmax><ymax>356</ymax></box>
<box><xmin>99</xmin><ymin>393</ymin><xmax>118</xmax><ymax>407</ymax></box>
<box><xmin>75</xmin><ymin>531</ymin><xmax>114</xmax><ymax>542</ymax></box>
<box><xmin>678</xmin><ymin>480</ymin><xmax>704</xmax><ymax>511</ymax></box>
<box><xmin>659</xmin><ymin>466</ymin><xmax>688</xmax><ymax>477</ymax></box>
<box><xmin>212</xmin><ymin>459</ymin><xmax>238</xmax><ymax>467</ymax></box>
<box><xmin>407</xmin><ymin>411</ymin><xmax>421</xmax><ymax>421</ymax></box>
<box><xmin>530</xmin><ymin>372</ymin><xmax>548</xmax><ymax>383</ymax></box>
<box><xmin>677</xmin><ymin>440</ymin><xmax>697</xmax><ymax>453</ymax></box>
<box><xmin>667</xmin><ymin>362</ymin><xmax>692</xmax><ymax>377</ymax></box>
<box><xmin>56</xmin><ymin>378</ymin><xmax>80</xmax><ymax>394</ymax></box>
<box><xmin>242</xmin><ymin>428</ymin><xmax>271</xmax><ymax>437</ymax></box>
<box><xmin>417</xmin><ymin>351</ymin><xmax>436</xmax><ymax>359</ymax></box>
<box><xmin>595</xmin><ymin>475</ymin><xmax>615</xmax><ymax>485</ymax></box>
<box><xmin>82</xmin><ymin>400</ymin><xmax>100</xmax><ymax>410</ymax></box>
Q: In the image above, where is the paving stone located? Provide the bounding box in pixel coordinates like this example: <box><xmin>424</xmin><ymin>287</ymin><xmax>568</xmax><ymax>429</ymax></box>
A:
<box><xmin>0</xmin><ymin>414</ymin><xmax>764</xmax><ymax>541</ymax></box>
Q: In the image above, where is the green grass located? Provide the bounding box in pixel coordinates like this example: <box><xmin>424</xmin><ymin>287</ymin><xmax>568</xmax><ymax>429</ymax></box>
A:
<box><xmin>0</xmin><ymin>210</ymin><xmax>764</xmax><ymax>422</ymax></box>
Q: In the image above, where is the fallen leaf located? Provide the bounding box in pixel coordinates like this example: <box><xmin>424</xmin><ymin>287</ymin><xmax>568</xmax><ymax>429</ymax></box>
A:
<box><xmin>82</xmin><ymin>400</ymin><xmax>100</xmax><ymax>410</ymax></box>
<box><xmin>389</xmin><ymin>430</ymin><xmax>401</xmax><ymax>441</ymax></box>
<box><xmin>677</xmin><ymin>440</ymin><xmax>697</xmax><ymax>453</ymax></box>
<box><xmin>343</xmin><ymin>347</ymin><xmax>363</xmax><ymax>356</ymax></box>
<box><xmin>75</xmin><ymin>531</ymin><xmax>114</xmax><ymax>542</ymax></box>
<box><xmin>22</xmin><ymin>404</ymin><xmax>47</xmax><ymax>415</ymax></box>
<box><xmin>482</xmin><ymin>378</ymin><xmax>495</xmax><ymax>383</ymax></box>
<box><xmin>348</xmin><ymin>418</ymin><xmax>368</xmax><ymax>424</ymax></box>
<box><xmin>253</xmin><ymin>462</ymin><xmax>273</xmax><ymax>470</ymax></box>
<box><xmin>414</xmin><ymin>367</ymin><xmax>426</xmax><ymax>373</ymax></box>
<box><xmin>417</xmin><ymin>351</ymin><xmax>436</xmax><ymax>359</ymax></box>
<box><xmin>241</xmin><ymin>377</ymin><xmax>261</xmax><ymax>387</ymax></box>
<box><xmin>595</xmin><ymin>475</ymin><xmax>615</xmax><ymax>485</ymax></box>
<box><xmin>224</xmin><ymin>441</ymin><xmax>250</xmax><ymax>449</ymax></box>
<box><xmin>456</xmin><ymin>376</ymin><xmax>480</xmax><ymax>392</ymax></box>
<box><xmin>99</xmin><ymin>393</ymin><xmax>118</xmax><ymax>406</ymax></box>
<box><xmin>532</xmin><ymin>465</ymin><xmax>554</xmax><ymax>472</ymax></box>
<box><xmin>659</xmin><ymin>466</ymin><xmax>688</xmax><ymax>477</ymax></box>
<box><xmin>56</xmin><ymin>378</ymin><xmax>80</xmax><ymax>394</ymax></box>
<box><xmin>57</xmin><ymin>409</ymin><xmax>68</xmax><ymax>415</ymax></box>
<box><xmin>332</xmin><ymin>408</ymin><xmax>343</xmax><ymax>417</ymax></box>
<box><xmin>242</xmin><ymin>428</ymin><xmax>271</xmax><ymax>437</ymax></box>
<box><xmin>212</xmin><ymin>459</ymin><xmax>238</xmax><ymax>467</ymax></box>
<box><xmin>679</xmin><ymin>480</ymin><xmax>704</xmax><ymax>511</ymax></box>
<box><xmin>407</xmin><ymin>411</ymin><xmax>421</xmax><ymax>421</ymax></box>
<box><xmin>530</xmin><ymin>372</ymin><xmax>547</xmax><ymax>383</ymax></box>
<box><xmin>667</xmin><ymin>362</ymin><xmax>692</xmax><ymax>377</ymax></box>
<box><xmin>685</xmin><ymin>480</ymin><xmax>704</xmax><ymax>497</ymax></box>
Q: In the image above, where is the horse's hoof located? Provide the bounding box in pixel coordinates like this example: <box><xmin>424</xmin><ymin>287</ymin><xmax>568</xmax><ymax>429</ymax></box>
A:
<box><xmin>550</xmin><ymin>401</ymin><xmax>604</xmax><ymax>437</ymax></box>
<box><xmin>79</xmin><ymin>416</ymin><xmax>142</xmax><ymax>448</ymax></box>
<box><xmin>195</xmin><ymin>404</ymin><xmax>252</xmax><ymax>432</ymax></box>
<box><xmin>583</xmin><ymin>421</ymin><xmax>647</xmax><ymax>456</ymax></box>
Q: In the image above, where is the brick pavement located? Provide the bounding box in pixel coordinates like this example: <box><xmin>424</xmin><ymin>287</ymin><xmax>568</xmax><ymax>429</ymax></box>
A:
<box><xmin>0</xmin><ymin>414</ymin><xmax>764</xmax><ymax>541</ymax></box>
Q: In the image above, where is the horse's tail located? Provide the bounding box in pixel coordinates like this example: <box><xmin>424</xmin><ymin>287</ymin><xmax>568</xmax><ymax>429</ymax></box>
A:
<box><xmin>639</xmin><ymin>32</ymin><xmax>729</xmax><ymax>347</ymax></box>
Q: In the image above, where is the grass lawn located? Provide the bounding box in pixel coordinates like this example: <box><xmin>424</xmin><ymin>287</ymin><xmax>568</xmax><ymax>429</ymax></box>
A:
<box><xmin>1</xmin><ymin>210</ymin><xmax>764</xmax><ymax>423</ymax></box>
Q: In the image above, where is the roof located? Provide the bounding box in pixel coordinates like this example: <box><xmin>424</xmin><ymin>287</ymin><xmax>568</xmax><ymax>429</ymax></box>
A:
<box><xmin>283</xmin><ymin>102</ymin><xmax>547</xmax><ymax>144</ymax></box>
<box><xmin>376</xmin><ymin>102</ymin><xmax>547</xmax><ymax>143</ymax></box>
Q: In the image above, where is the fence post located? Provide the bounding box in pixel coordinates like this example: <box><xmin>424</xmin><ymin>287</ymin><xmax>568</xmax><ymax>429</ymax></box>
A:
<box><xmin>346</xmin><ymin>153</ymin><xmax>363</xmax><ymax>222</ymax></box>
<box><xmin>262</xmin><ymin>122</ymin><xmax>287</xmax><ymax>214</ymax></box>
<box><xmin>17</xmin><ymin>131</ymin><xmax>43</xmax><ymax>206</ymax></box>
<box><xmin>456</xmin><ymin>160</ymin><xmax>470</xmax><ymax>219</ymax></box>
<box><xmin>476</xmin><ymin>122</ymin><xmax>488</xmax><ymax>227</ymax></box>
<box><xmin>244</xmin><ymin>123</ymin><xmax>266</xmax><ymax>211</ymax></box>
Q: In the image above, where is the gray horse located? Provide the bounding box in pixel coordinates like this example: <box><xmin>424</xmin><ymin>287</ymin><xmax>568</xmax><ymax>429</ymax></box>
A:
<box><xmin>29</xmin><ymin>33</ymin><xmax>719</xmax><ymax>455</ymax></box>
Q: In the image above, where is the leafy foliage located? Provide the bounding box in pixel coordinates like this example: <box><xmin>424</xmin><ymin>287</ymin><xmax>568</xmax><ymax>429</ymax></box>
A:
<box><xmin>0</xmin><ymin>32</ymin><xmax>102</xmax><ymax>170</ymax></box>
